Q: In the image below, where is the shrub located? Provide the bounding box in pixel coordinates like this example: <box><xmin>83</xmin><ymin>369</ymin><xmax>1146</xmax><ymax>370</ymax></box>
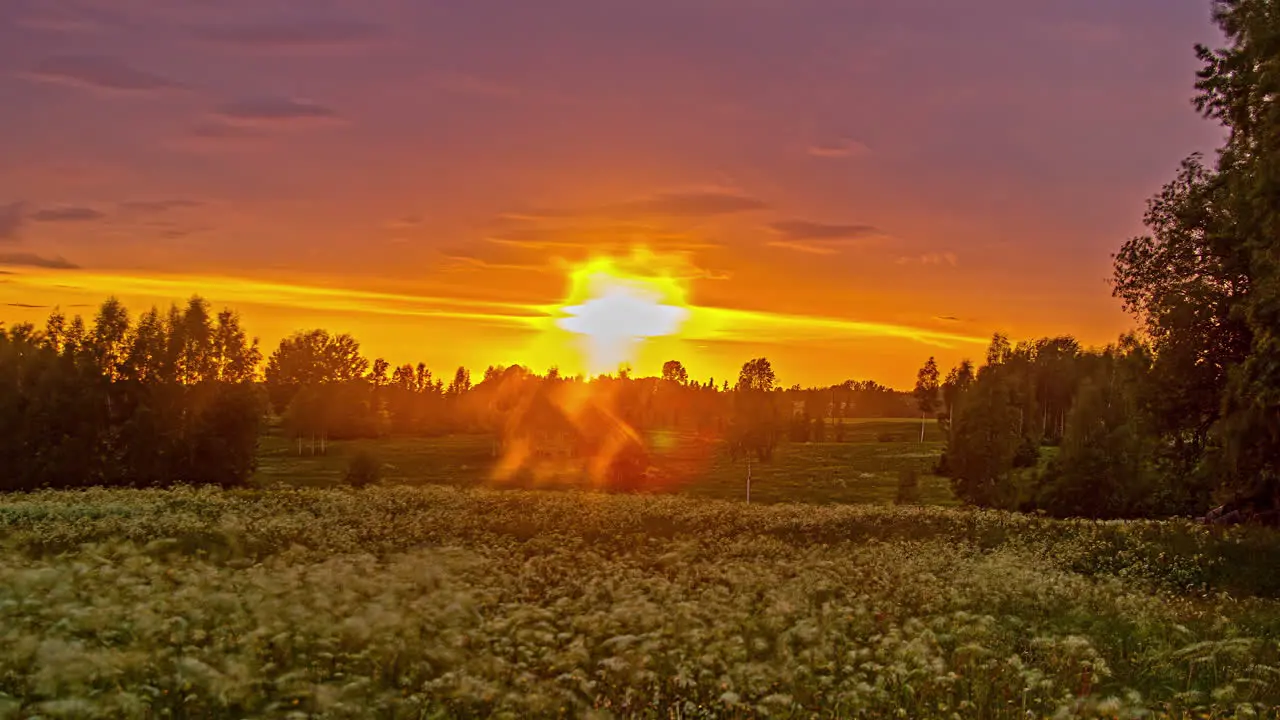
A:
<box><xmin>344</xmin><ymin>450</ymin><xmax>382</xmax><ymax>488</ymax></box>
<box><xmin>933</xmin><ymin>450</ymin><xmax>951</xmax><ymax>477</ymax></box>
<box><xmin>1013</xmin><ymin>435</ymin><xmax>1041</xmax><ymax>469</ymax></box>
<box><xmin>602</xmin><ymin>443</ymin><xmax>650</xmax><ymax>493</ymax></box>
<box><xmin>895</xmin><ymin>469</ymin><xmax>921</xmax><ymax>504</ymax></box>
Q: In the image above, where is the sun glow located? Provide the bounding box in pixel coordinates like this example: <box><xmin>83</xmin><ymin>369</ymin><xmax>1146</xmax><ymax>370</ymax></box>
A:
<box><xmin>554</xmin><ymin>251</ymin><xmax>692</xmax><ymax>373</ymax></box>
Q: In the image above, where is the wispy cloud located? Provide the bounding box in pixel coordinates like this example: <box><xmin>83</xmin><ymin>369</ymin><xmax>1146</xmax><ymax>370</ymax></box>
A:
<box><xmin>190</xmin><ymin>19</ymin><xmax>381</xmax><ymax>51</ymax></box>
<box><xmin>807</xmin><ymin>138</ymin><xmax>870</xmax><ymax>159</ymax></box>
<box><xmin>502</xmin><ymin>189</ymin><xmax>768</xmax><ymax>225</ymax></box>
<box><xmin>0</xmin><ymin>252</ymin><xmax>79</xmax><ymax>270</ymax></box>
<box><xmin>385</xmin><ymin>214</ymin><xmax>425</xmax><ymax>230</ymax></box>
<box><xmin>766</xmin><ymin>220</ymin><xmax>885</xmax><ymax>254</ymax></box>
<box><xmin>7</xmin><ymin>270</ymin><xmax>549</xmax><ymax>326</ymax></box>
<box><xmin>897</xmin><ymin>252</ymin><xmax>959</xmax><ymax>266</ymax></box>
<box><xmin>683</xmin><ymin>305</ymin><xmax>988</xmax><ymax>350</ymax></box>
<box><xmin>31</xmin><ymin>206</ymin><xmax>106</xmax><ymax>223</ymax></box>
<box><xmin>440</xmin><ymin>254</ymin><xmax>548</xmax><ymax>273</ymax></box>
<box><xmin>118</xmin><ymin>199</ymin><xmax>205</xmax><ymax>214</ymax></box>
<box><xmin>17</xmin><ymin>3</ymin><xmax>126</xmax><ymax>33</ymax></box>
<box><xmin>169</xmin><ymin>122</ymin><xmax>272</xmax><ymax>153</ymax></box>
<box><xmin>23</xmin><ymin>56</ymin><xmax>182</xmax><ymax>94</ymax></box>
<box><xmin>609</xmin><ymin>189</ymin><xmax>767</xmax><ymax>219</ymax></box>
<box><xmin>214</xmin><ymin>97</ymin><xmax>342</xmax><ymax>127</ymax></box>
<box><xmin>486</xmin><ymin>224</ymin><xmax>715</xmax><ymax>253</ymax></box>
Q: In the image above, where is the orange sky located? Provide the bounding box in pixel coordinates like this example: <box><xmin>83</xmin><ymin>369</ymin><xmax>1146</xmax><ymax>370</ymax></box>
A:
<box><xmin>0</xmin><ymin>0</ymin><xmax>1227</xmax><ymax>388</ymax></box>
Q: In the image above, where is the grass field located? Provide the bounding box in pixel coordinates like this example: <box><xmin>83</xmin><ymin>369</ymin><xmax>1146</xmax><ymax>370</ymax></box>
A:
<box><xmin>1</xmin><ymin>485</ymin><xmax>1278</xmax><ymax>718</ymax></box>
<box><xmin>254</xmin><ymin>419</ymin><xmax>956</xmax><ymax>506</ymax></box>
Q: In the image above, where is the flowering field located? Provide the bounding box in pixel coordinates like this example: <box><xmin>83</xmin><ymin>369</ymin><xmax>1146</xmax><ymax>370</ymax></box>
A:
<box><xmin>1</xmin><ymin>486</ymin><xmax>1278</xmax><ymax>718</ymax></box>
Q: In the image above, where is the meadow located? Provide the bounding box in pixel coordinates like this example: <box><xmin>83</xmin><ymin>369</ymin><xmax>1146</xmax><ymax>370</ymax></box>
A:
<box><xmin>2</xmin><ymin>485</ymin><xmax>1279</xmax><ymax>718</ymax></box>
<box><xmin>254</xmin><ymin>419</ymin><xmax>957</xmax><ymax>506</ymax></box>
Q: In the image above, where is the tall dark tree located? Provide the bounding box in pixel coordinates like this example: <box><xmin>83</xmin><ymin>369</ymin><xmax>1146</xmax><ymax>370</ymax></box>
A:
<box><xmin>264</xmin><ymin>330</ymin><xmax>369</xmax><ymax>413</ymax></box>
<box><xmin>912</xmin><ymin>357</ymin><xmax>940</xmax><ymax>442</ymax></box>
<box><xmin>448</xmin><ymin>366</ymin><xmax>471</xmax><ymax>396</ymax></box>
<box><xmin>210</xmin><ymin>309</ymin><xmax>261</xmax><ymax>383</ymax></box>
<box><xmin>1190</xmin><ymin>0</ymin><xmax>1280</xmax><ymax>508</ymax></box>
<box><xmin>91</xmin><ymin>297</ymin><xmax>130</xmax><ymax>379</ymax></box>
<box><xmin>661</xmin><ymin>360</ymin><xmax>689</xmax><ymax>386</ymax></box>
<box><xmin>1110</xmin><ymin>1</ymin><xmax>1280</xmax><ymax>509</ymax></box>
<box><xmin>940</xmin><ymin>359</ymin><xmax>975</xmax><ymax>437</ymax></box>
<box><xmin>729</xmin><ymin>358</ymin><xmax>781</xmax><ymax>463</ymax></box>
<box><xmin>948</xmin><ymin>369</ymin><xmax>1021</xmax><ymax>508</ymax></box>
<box><xmin>736</xmin><ymin>357</ymin><xmax>776</xmax><ymax>392</ymax></box>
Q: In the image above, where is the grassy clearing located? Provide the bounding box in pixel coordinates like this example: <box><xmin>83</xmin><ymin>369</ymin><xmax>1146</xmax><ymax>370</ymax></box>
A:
<box><xmin>255</xmin><ymin>419</ymin><xmax>955</xmax><ymax>506</ymax></box>
<box><xmin>1</xmin><ymin>485</ymin><xmax>1278</xmax><ymax>718</ymax></box>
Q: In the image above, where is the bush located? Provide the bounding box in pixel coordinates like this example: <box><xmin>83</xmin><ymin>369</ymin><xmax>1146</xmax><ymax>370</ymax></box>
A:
<box><xmin>1012</xmin><ymin>435</ymin><xmax>1041</xmax><ymax>469</ymax></box>
<box><xmin>933</xmin><ymin>450</ymin><xmax>951</xmax><ymax>477</ymax></box>
<box><xmin>602</xmin><ymin>443</ymin><xmax>650</xmax><ymax>493</ymax></box>
<box><xmin>895</xmin><ymin>469</ymin><xmax>921</xmax><ymax>504</ymax></box>
<box><xmin>345</xmin><ymin>450</ymin><xmax>382</xmax><ymax>488</ymax></box>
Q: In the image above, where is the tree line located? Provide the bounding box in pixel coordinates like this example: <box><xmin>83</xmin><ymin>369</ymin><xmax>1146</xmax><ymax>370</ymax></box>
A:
<box><xmin>0</xmin><ymin>298</ymin><xmax>263</xmax><ymax>491</ymax></box>
<box><xmin>0</xmin><ymin>299</ymin><xmax>919</xmax><ymax>491</ymax></box>
<box><xmin>920</xmin><ymin>0</ymin><xmax>1280</xmax><ymax>522</ymax></box>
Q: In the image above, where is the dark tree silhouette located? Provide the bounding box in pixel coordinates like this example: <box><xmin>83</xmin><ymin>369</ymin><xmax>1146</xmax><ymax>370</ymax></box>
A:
<box><xmin>912</xmin><ymin>357</ymin><xmax>940</xmax><ymax>442</ymax></box>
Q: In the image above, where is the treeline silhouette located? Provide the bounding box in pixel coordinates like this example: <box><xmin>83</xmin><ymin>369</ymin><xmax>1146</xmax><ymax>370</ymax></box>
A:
<box><xmin>923</xmin><ymin>4</ymin><xmax>1280</xmax><ymax>523</ymax></box>
<box><xmin>0</xmin><ymin>298</ymin><xmax>262</xmax><ymax>491</ymax></box>
<box><xmin>0</xmin><ymin>299</ymin><xmax>918</xmax><ymax>492</ymax></box>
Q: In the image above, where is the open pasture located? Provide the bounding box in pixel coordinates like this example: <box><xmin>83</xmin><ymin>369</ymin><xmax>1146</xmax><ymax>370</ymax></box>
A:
<box><xmin>254</xmin><ymin>419</ymin><xmax>956</xmax><ymax>506</ymax></box>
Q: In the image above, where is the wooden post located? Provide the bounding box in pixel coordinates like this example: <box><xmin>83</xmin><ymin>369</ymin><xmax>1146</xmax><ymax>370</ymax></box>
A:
<box><xmin>746</xmin><ymin>455</ymin><xmax>752</xmax><ymax>505</ymax></box>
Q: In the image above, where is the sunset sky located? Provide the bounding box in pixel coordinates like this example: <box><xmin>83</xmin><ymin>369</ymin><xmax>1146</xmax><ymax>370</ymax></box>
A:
<box><xmin>0</xmin><ymin>0</ymin><xmax>1226</xmax><ymax>388</ymax></box>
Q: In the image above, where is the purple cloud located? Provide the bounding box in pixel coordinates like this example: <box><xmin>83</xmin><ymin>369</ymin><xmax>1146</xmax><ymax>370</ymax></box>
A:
<box><xmin>0</xmin><ymin>252</ymin><xmax>79</xmax><ymax>270</ymax></box>
<box><xmin>214</xmin><ymin>98</ymin><xmax>342</xmax><ymax>127</ymax></box>
<box><xmin>23</xmin><ymin>56</ymin><xmax>181</xmax><ymax>94</ymax></box>
<box><xmin>31</xmin><ymin>206</ymin><xmax>106</xmax><ymax>222</ymax></box>
<box><xmin>119</xmin><ymin>199</ymin><xmax>205</xmax><ymax>213</ymax></box>
<box><xmin>808</xmin><ymin>138</ymin><xmax>870</xmax><ymax>159</ymax></box>
<box><xmin>190</xmin><ymin>19</ymin><xmax>380</xmax><ymax>51</ymax></box>
<box><xmin>766</xmin><ymin>220</ymin><xmax>886</xmax><ymax>255</ymax></box>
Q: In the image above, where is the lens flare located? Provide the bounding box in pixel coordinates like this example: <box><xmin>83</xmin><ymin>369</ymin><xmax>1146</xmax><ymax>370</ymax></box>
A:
<box><xmin>554</xmin><ymin>250</ymin><xmax>691</xmax><ymax>373</ymax></box>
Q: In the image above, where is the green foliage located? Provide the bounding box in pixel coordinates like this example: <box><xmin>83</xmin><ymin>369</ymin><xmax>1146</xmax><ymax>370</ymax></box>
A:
<box><xmin>1</xmin><ymin>485</ymin><xmax>1279</xmax><ymax>717</ymax></box>
<box><xmin>912</xmin><ymin>356</ymin><xmax>940</xmax><ymax>415</ymax></box>
<box><xmin>344</xmin><ymin>450</ymin><xmax>382</xmax><ymax>488</ymax></box>
<box><xmin>264</xmin><ymin>329</ymin><xmax>369</xmax><ymax>414</ymax></box>
<box><xmin>1108</xmin><ymin>1</ymin><xmax>1280</xmax><ymax>510</ymax></box>
<box><xmin>0</xmin><ymin>298</ymin><xmax>263</xmax><ymax>491</ymax></box>
<box><xmin>948</xmin><ymin>368</ymin><xmax>1022</xmax><ymax>508</ymax></box>
<box><xmin>1038</xmin><ymin>376</ymin><xmax>1157</xmax><ymax>519</ymax></box>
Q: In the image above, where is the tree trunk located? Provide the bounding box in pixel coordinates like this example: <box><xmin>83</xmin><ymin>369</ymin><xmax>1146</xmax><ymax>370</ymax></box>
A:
<box><xmin>920</xmin><ymin>412</ymin><xmax>926</xmax><ymax>443</ymax></box>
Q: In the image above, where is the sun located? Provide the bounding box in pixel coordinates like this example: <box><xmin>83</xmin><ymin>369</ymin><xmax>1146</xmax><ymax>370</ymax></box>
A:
<box><xmin>554</xmin><ymin>250</ymin><xmax>692</xmax><ymax>374</ymax></box>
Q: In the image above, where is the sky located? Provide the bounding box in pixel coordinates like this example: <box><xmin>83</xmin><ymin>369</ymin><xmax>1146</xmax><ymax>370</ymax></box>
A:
<box><xmin>0</xmin><ymin>0</ymin><xmax>1227</xmax><ymax>388</ymax></box>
